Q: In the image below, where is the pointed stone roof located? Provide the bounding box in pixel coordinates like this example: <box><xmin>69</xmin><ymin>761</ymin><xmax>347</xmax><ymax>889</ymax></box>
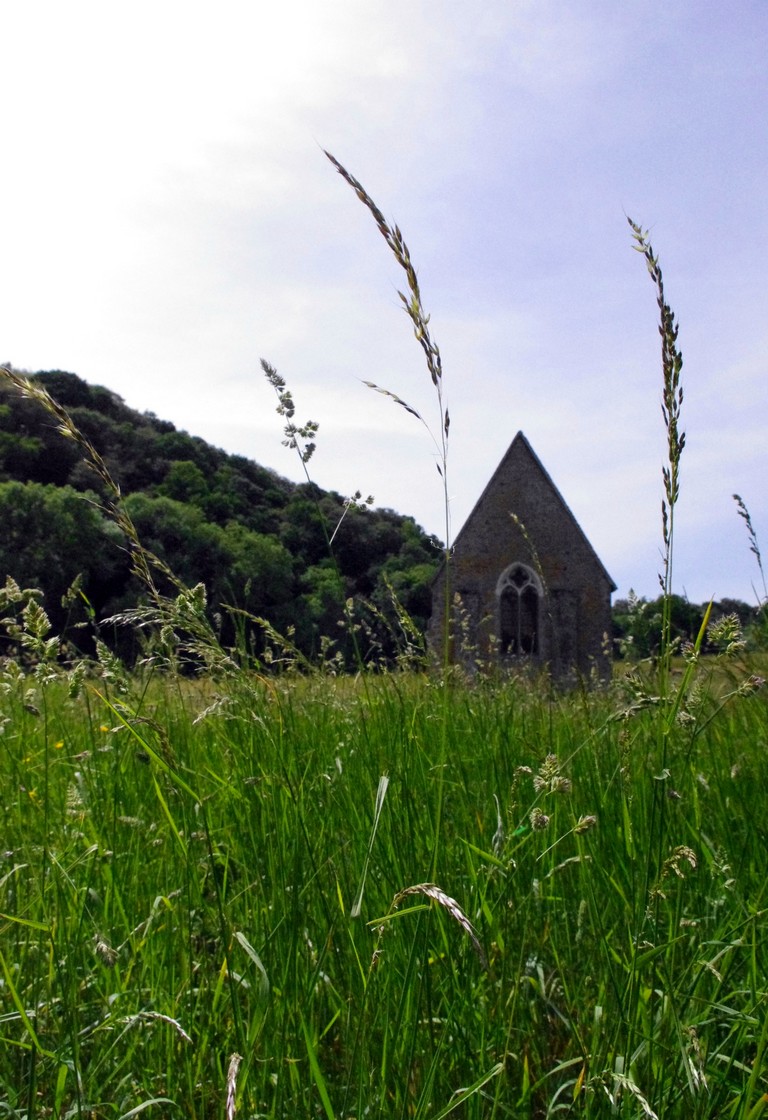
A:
<box><xmin>453</xmin><ymin>431</ymin><xmax>616</xmax><ymax>591</ymax></box>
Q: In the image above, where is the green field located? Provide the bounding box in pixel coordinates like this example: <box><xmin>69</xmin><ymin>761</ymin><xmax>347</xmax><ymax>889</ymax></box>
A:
<box><xmin>2</xmin><ymin>650</ymin><xmax>767</xmax><ymax>1118</ymax></box>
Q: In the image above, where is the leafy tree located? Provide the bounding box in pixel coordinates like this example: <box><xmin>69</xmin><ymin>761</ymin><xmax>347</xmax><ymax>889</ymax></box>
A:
<box><xmin>278</xmin><ymin>491</ymin><xmax>330</xmax><ymax>567</ymax></box>
<box><xmin>612</xmin><ymin>593</ymin><xmax>760</xmax><ymax>658</ymax></box>
<box><xmin>0</xmin><ymin>416</ymin><xmax>44</xmax><ymax>479</ymax></box>
<box><xmin>0</xmin><ymin>482</ymin><xmax>128</xmax><ymax>648</ymax></box>
<box><xmin>158</xmin><ymin>460</ymin><xmax>209</xmax><ymax>506</ymax></box>
<box><xmin>613</xmin><ymin>593</ymin><xmax>705</xmax><ymax>658</ymax></box>
<box><xmin>220</xmin><ymin>522</ymin><xmax>294</xmax><ymax>610</ymax></box>
<box><xmin>295</xmin><ymin>562</ymin><xmax>348</xmax><ymax>656</ymax></box>
<box><xmin>122</xmin><ymin>493</ymin><xmax>227</xmax><ymax>592</ymax></box>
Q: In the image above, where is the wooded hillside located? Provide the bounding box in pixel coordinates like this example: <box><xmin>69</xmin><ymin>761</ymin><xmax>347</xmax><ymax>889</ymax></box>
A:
<box><xmin>0</xmin><ymin>369</ymin><xmax>442</xmax><ymax>663</ymax></box>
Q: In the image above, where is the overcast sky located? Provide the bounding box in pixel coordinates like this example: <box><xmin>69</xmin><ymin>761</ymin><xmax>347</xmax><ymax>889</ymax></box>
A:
<box><xmin>4</xmin><ymin>1</ymin><xmax>767</xmax><ymax>604</ymax></box>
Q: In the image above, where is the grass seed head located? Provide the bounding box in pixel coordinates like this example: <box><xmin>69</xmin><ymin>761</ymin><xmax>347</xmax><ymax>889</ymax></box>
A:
<box><xmin>574</xmin><ymin>814</ymin><xmax>598</xmax><ymax>834</ymax></box>
<box><xmin>393</xmin><ymin>883</ymin><xmax>487</xmax><ymax>969</ymax></box>
<box><xmin>226</xmin><ymin>1053</ymin><xmax>242</xmax><ymax>1120</ymax></box>
<box><xmin>530</xmin><ymin>808</ymin><xmax>551</xmax><ymax>831</ymax></box>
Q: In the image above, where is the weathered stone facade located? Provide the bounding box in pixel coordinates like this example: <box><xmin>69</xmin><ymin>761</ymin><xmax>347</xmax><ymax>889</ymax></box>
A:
<box><xmin>430</xmin><ymin>432</ymin><xmax>615</xmax><ymax>680</ymax></box>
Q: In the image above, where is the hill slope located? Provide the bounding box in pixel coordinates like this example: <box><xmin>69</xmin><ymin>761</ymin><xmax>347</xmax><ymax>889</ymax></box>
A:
<box><xmin>0</xmin><ymin>369</ymin><xmax>441</xmax><ymax>662</ymax></box>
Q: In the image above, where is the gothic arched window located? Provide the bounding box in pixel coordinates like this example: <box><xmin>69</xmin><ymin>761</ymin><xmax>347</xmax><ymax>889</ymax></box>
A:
<box><xmin>496</xmin><ymin>564</ymin><xmax>542</xmax><ymax>656</ymax></box>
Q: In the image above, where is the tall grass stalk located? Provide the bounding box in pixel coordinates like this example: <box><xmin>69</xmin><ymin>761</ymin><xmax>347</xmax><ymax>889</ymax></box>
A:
<box><xmin>626</xmin><ymin>217</ymin><xmax>690</xmax><ymax>1097</ymax></box>
<box><xmin>259</xmin><ymin>357</ymin><xmax>381</xmax><ymax>676</ymax></box>
<box><xmin>324</xmin><ymin>152</ymin><xmax>450</xmax><ymax>560</ymax></box>
<box><xmin>733</xmin><ymin>494</ymin><xmax>767</xmax><ymax>603</ymax></box>
<box><xmin>628</xmin><ymin>219</ymin><xmax>685</xmax><ymax>703</ymax></box>
<box><xmin>733</xmin><ymin>495</ymin><xmax>768</xmax><ymax>652</ymax></box>
<box><xmin>324</xmin><ymin>152</ymin><xmax>456</xmax><ymax>888</ymax></box>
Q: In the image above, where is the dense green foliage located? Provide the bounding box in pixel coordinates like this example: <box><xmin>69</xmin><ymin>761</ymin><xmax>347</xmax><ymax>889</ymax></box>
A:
<box><xmin>612</xmin><ymin>593</ymin><xmax>765</xmax><ymax>658</ymax></box>
<box><xmin>0</xmin><ymin>371</ymin><xmax>441</xmax><ymax>662</ymax></box>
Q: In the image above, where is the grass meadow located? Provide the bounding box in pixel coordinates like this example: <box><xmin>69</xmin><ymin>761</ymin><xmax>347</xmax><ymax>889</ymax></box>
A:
<box><xmin>2</xmin><ymin>654</ymin><xmax>768</xmax><ymax>1119</ymax></box>
<box><xmin>2</xmin><ymin>166</ymin><xmax>768</xmax><ymax>1118</ymax></box>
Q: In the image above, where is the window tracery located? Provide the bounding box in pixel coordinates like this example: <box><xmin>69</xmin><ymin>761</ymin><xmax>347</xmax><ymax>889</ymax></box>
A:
<box><xmin>496</xmin><ymin>563</ymin><xmax>541</xmax><ymax>656</ymax></box>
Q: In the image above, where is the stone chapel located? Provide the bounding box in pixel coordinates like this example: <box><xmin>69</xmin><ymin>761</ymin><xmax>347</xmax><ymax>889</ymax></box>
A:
<box><xmin>429</xmin><ymin>432</ymin><xmax>615</xmax><ymax>680</ymax></box>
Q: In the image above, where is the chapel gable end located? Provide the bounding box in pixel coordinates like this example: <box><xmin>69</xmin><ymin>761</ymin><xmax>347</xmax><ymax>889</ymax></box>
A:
<box><xmin>429</xmin><ymin>432</ymin><xmax>615</xmax><ymax>681</ymax></box>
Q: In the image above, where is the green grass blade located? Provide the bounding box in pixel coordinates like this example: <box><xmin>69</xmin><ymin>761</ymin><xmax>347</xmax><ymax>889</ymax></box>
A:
<box><xmin>300</xmin><ymin>1013</ymin><xmax>337</xmax><ymax>1120</ymax></box>
<box><xmin>430</xmin><ymin>1061</ymin><xmax>504</xmax><ymax>1120</ymax></box>
<box><xmin>350</xmin><ymin>774</ymin><xmax>389</xmax><ymax>918</ymax></box>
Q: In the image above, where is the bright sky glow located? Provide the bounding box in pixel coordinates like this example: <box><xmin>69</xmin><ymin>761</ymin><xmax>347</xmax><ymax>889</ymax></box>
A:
<box><xmin>3</xmin><ymin>1</ymin><xmax>767</xmax><ymax>603</ymax></box>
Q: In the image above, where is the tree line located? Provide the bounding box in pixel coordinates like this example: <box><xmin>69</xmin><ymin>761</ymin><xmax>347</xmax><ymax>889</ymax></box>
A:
<box><xmin>612</xmin><ymin>592</ymin><xmax>765</xmax><ymax>657</ymax></box>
